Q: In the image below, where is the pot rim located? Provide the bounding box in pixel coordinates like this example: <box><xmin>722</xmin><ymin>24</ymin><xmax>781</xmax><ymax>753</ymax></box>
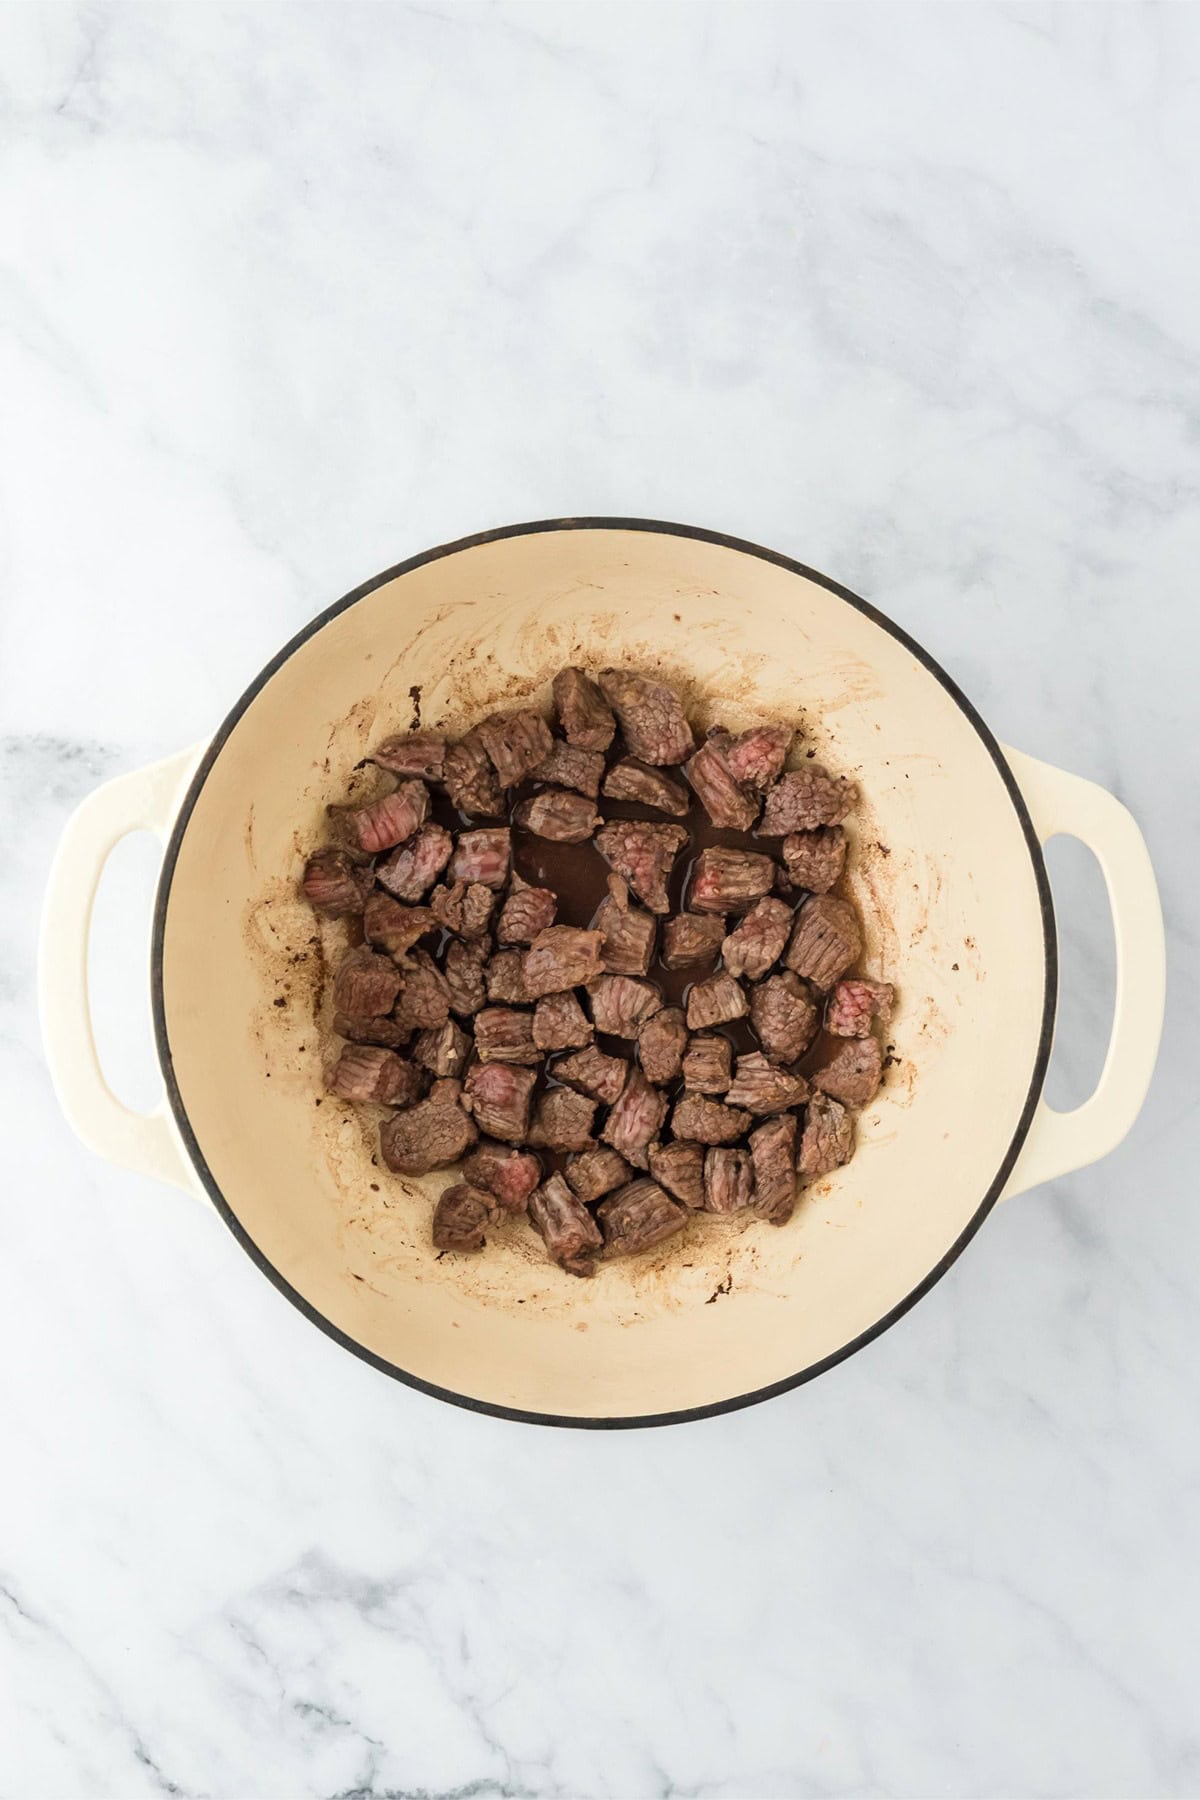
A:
<box><xmin>151</xmin><ymin>517</ymin><xmax>1058</xmax><ymax>1430</ymax></box>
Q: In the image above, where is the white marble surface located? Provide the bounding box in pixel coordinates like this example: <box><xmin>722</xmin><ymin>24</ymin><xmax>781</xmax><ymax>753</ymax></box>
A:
<box><xmin>2</xmin><ymin>3</ymin><xmax>1198</xmax><ymax>1795</ymax></box>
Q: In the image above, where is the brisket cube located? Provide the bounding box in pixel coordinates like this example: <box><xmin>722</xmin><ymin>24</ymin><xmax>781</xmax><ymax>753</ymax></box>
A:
<box><xmin>485</xmin><ymin>949</ymin><xmax>534</xmax><ymax>1005</ymax></box>
<box><xmin>442</xmin><ymin>729</ymin><xmax>504</xmax><ymax>817</ymax></box>
<box><xmin>721</xmin><ymin>896</ymin><xmax>793</xmax><ymax>981</ymax></box>
<box><xmin>715</xmin><ymin>722</ymin><xmax>794</xmax><ymax>790</ymax></box>
<box><xmin>363</xmin><ymin>893</ymin><xmax>437</xmax><ymax>962</ymax></box>
<box><xmin>371</xmin><ymin>730</ymin><xmax>446</xmax><ymax>781</ymax></box>
<box><xmin>811</xmin><ymin>1033</ymin><xmax>883</xmax><ymax>1108</ymax></box>
<box><xmin>532</xmin><ymin>990</ymin><xmax>594</xmax><ymax>1052</ymax></box>
<box><xmin>444</xmin><ymin>936</ymin><xmax>490</xmax><ymax>1016</ymax></box>
<box><xmin>333</xmin><ymin>946</ymin><xmax>404</xmax><ymax>1019</ymax></box>
<box><xmin>380</xmin><ymin>1079</ymin><xmax>477</xmax><ymax>1174</ymax></box>
<box><xmin>759</xmin><ymin>765</ymin><xmax>857</xmax><ymax>835</ymax></box>
<box><xmin>689</xmin><ymin>846</ymin><xmax>776</xmax><ymax>915</ymax></box>
<box><xmin>751</xmin><ymin>970</ymin><xmax>819</xmax><ymax>1063</ymax></box>
<box><xmin>431</xmin><ymin>879</ymin><xmax>496</xmax><ymax>938</ymax></box>
<box><xmin>595</xmin><ymin>820</ymin><xmax>688</xmax><ymax>915</ymax></box>
<box><xmin>661</xmin><ymin>911</ymin><xmax>726</xmax><ymax>969</ymax></box>
<box><xmin>326</xmin><ymin>1045</ymin><xmax>423</xmax><ymax>1107</ymax></box>
<box><xmin>476</xmin><ymin>709</ymin><xmax>554</xmax><ymax>788</ymax></box>
<box><xmin>638</xmin><ymin>1006</ymin><xmax>687</xmax><ymax>1085</ymax></box>
<box><xmin>462</xmin><ymin>1142</ymin><xmax>542</xmax><ymax>1214</ymax></box>
<box><xmin>376</xmin><ymin>823</ymin><xmax>454</xmax><ymax>902</ymax></box>
<box><xmin>680</xmin><ymin>1034</ymin><xmax>733</xmax><ymax>1094</ymax></box>
<box><xmin>552</xmin><ymin>667</ymin><xmax>616</xmax><ymax>752</ymax></box>
<box><xmin>432</xmin><ymin>1183</ymin><xmax>496</xmax><ymax>1252</ymax></box>
<box><xmin>826</xmin><ymin>978</ymin><xmax>894</xmax><ymax>1038</ymax></box>
<box><xmin>602</xmin><ymin>1067</ymin><xmax>668</xmax><ymax>1169</ymax></box>
<box><xmin>599</xmin><ymin>1180</ymin><xmax>687</xmax><ymax>1256</ymax></box>
<box><xmin>474</xmin><ymin>1007</ymin><xmax>542</xmax><ymax>1065</ymax></box>
<box><xmin>685</xmin><ymin>969</ymin><xmax>747</xmax><ymax>1032</ymax></box>
<box><xmin>333</xmin><ymin>1010</ymin><xmax>411</xmax><ymax>1049</ymax></box>
<box><xmin>588</xmin><ymin>973</ymin><xmax>663</xmax><ymax>1036</ymax></box>
<box><xmin>554</xmin><ymin>1044</ymin><xmax>628</xmax><ymax>1106</ymax></box>
<box><xmin>602</xmin><ymin>758</ymin><xmax>690</xmax><ymax>816</ymax></box>
<box><xmin>522</xmin><ymin>926</ymin><xmax>605</xmax><ymax>998</ymax></box>
<box><xmin>350</xmin><ymin>779</ymin><xmax>429</xmax><ymax>854</ymax></box>
<box><xmin>514</xmin><ymin>788</ymin><xmax>601</xmax><ymax>843</ymax></box>
<box><xmin>413</xmin><ymin>1019</ymin><xmax>471</xmax><ymax>1079</ymax></box>
<box><xmin>703</xmin><ymin>1147</ymin><xmax>754</xmax><ymax>1214</ymax></box>
<box><xmin>648</xmin><ymin>1141</ymin><xmax>707</xmax><ymax>1210</ymax></box>
<box><xmin>533</xmin><ymin>740</ymin><xmax>605</xmax><ymax>798</ymax></box>
<box><xmin>497</xmin><ymin>882</ymin><xmax>557</xmax><ymax>946</ymax></box>
<box><xmin>784</xmin><ymin>895</ymin><xmax>863</xmax><ymax>990</ymax></box>
<box><xmin>528</xmin><ymin>1172</ymin><xmax>603</xmax><ymax>1277</ymax></box>
<box><xmin>566</xmin><ymin>1147</ymin><xmax>632</xmax><ymax>1204</ymax></box>
<box><xmin>594</xmin><ymin>874</ymin><xmax>657</xmax><ymax>978</ymax></box>
<box><xmin>464</xmin><ymin>1061</ymin><xmax>537</xmax><ymax>1143</ymax></box>
<box><xmin>671</xmin><ymin>1093</ymin><xmax>752</xmax><ymax>1145</ymax></box>
<box><xmin>528</xmin><ymin>1086</ymin><xmax>598</xmax><ymax>1153</ymax></box>
<box><xmin>450</xmin><ymin>827</ymin><xmax>511</xmax><ymax>889</ymax></box>
<box><xmin>597</xmin><ymin>668</ymin><xmax>694</xmax><ymax>764</ymax></box>
<box><xmin>393</xmin><ymin>949</ymin><xmax>452</xmax><ymax>1031</ymax></box>
<box><xmin>798</xmin><ymin>1091</ymin><xmax>855</xmax><ymax>1178</ymax></box>
<box><xmin>725</xmin><ymin>1051</ymin><xmax>809</xmax><ymax>1115</ymax></box>
<box><xmin>750</xmin><ymin>1115</ymin><xmax>798</xmax><ymax>1226</ymax></box>
<box><xmin>301</xmin><ymin>847</ymin><xmax>372</xmax><ymax>917</ymax></box>
<box><xmin>685</xmin><ymin>739</ymin><xmax>759</xmax><ymax>831</ymax></box>
<box><xmin>780</xmin><ymin>826</ymin><xmax>847</xmax><ymax>894</ymax></box>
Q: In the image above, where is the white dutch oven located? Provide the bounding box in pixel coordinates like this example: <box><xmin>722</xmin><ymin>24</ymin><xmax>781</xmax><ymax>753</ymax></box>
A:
<box><xmin>40</xmin><ymin>522</ymin><xmax>1165</xmax><ymax>1427</ymax></box>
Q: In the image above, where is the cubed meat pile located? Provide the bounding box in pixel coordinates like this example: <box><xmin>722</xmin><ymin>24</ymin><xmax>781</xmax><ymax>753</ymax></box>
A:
<box><xmin>302</xmin><ymin>665</ymin><xmax>894</xmax><ymax>1277</ymax></box>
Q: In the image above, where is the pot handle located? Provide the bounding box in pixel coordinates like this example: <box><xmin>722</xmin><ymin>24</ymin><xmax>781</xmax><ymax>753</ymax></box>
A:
<box><xmin>999</xmin><ymin>745</ymin><xmax>1164</xmax><ymax>1199</ymax></box>
<box><xmin>39</xmin><ymin>745</ymin><xmax>206</xmax><ymax>1199</ymax></box>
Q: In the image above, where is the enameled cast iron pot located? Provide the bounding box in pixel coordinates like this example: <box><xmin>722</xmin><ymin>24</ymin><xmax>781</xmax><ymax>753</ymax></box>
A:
<box><xmin>40</xmin><ymin>521</ymin><xmax>1165</xmax><ymax>1428</ymax></box>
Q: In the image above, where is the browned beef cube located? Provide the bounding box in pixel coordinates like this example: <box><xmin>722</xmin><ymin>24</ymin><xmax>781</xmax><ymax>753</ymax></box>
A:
<box><xmin>528</xmin><ymin>1172</ymin><xmax>603</xmax><ymax>1276</ymax></box>
<box><xmin>661</xmin><ymin>911</ymin><xmax>726</xmax><ymax>969</ymax></box>
<box><xmin>532</xmin><ymin>990</ymin><xmax>593</xmax><ymax>1052</ymax></box>
<box><xmin>333</xmin><ymin>947</ymin><xmax>403</xmax><ymax>1018</ymax></box>
<box><xmin>522</xmin><ymin>926</ymin><xmax>605</xmax><ymax>998</ymax></box>
<box><xmin>554</xmin><ymin>1044</ymin><xmax>628</xmax><ymax>1106</ymax></box>
<box><xmin>685</xmin><ymin>970</ymin><xmax>747</xmax><ymax>1031</ymax></box>
<box><xmin>431</xmin><ymin>880</ymin><xmax>496</xmax><ymax>939</ymax></box>
<box><xmin>394</xmin><ymin>949</ymin><xmax>452</xmax><ymax>1031</ymax></box>
<box><xmin>684</xmin><ymin>740</ymin><xmax>759</xmax><ymax>831</ymax></box>
<box><xmin>528</xmin><ymin>1086</ymin><xmax>598</xmax><ymax>1153</ymax></box>
<box><xmin>759</xmin><ymin>765</ymin><xmax>857</xmax><ymax>835</ymax></box>
<box><xmin>594</xmin><ymin>875</ymin><xmax>656</xmax><ymax>977</ymax></box>
<box><xmin>798</xmin><ymin>1091</ymin><xmax>855</xmax><ymax>1177</ymax></box>
<box><xmin>721</xmin><ymin>897</ymin><xmax>793</xmax><ymax>981</ymax></box>
<box><xmin>371</xmin><ymin>730</ymin><xmax>446</xmax><ymax>780</ymax></box>
<box><xmin>474</xmin><ymin>1006</ymin><xmax>541</xmax><ymax>1065</ymax></box>
<box><xmin>514</xmin><ymin>789</ymin><xmax>601</xmax><ymax>843</ymax></box>
<box><xmin>602</xmin><ymin>1067</ymin><xmax>667</xmax><ymax>1168</ymax></box>
<box><xmin>326</xmin><ymin>1044</ymin><xmax>423</xmax><ymax>1107</ymax></box>
<box><xmin>461</xmin><ymin>1142</ymin><xmax>541</xmax><ymax>1214</ymax></box>
<box><xmin>413</xmin><ymin>1018</ymin><xmax>471</xmax><ymax>1079</ymax></box>
<box><xmin>826</xmin><ymin>978</ymin><xmax>894</xmax><ymax>1037</ymax></box>
<box><xmin>464</xmin><ymin>1061</ymin><xmax>537</xmax><ymax>1142</ymax></box>
<box><xmin>333</xmin><ymin>1011</ymin><xmax>411</xmax><ymax>1049</ymax></box>
<box><xmin>671</xmin><ymin>1094</ymin><xmax>752</xmax><ymax>1144</ymax></box>
<box><xmin>380</xmin><ymin>1079</ymin><xmax>477</xmax><ymax>1173</ymax></box>
<box><xmin>350</xmin><ymin>780</ymin><xmax>429</xmax><ymax>854</ymax></box>
<box><xmin>450</xmin><ymin>827</ymin><xmax>511</xmax><ymax>889</ymax></box>
<box><xmin>725</xmin><ymin>1051</ymin><xmax>809</xmax><ymax>1115</ymax></box>
<box><xmin>703</xmin><ymin>1147</ymin><xmax>754</xmax><ymax>1213</ymax></box>
<box><xmin>785</xmin><ymin>895</ymin><xmax>863</xmax><ymax>989</ymax></box>
<box><xmin>751</xmin><ymin>971</ymin><xmax>818</xmax><ymax>1063</ymax></box>
<box><xmin>485</xmin><ymin>949</ymin><xmax>533</xmax><ymax>1005</ymax></box>
<box><xmin>595</xmin><ymin>820</ymin><xmax>688</xmax><ymax>914</ymax></box>
<box><xmin>532</xmin><ymin>741</ymin><xmax>605</xmax><ymax>797</ymax></box>
<box><xmin>648</xmin><ymin>1141</ymin><xmax>706</xmax><ymax>1209</ymax></box>
<box><xmin>680</xmin><ymin>1034</ymin><xmax>733</xmax><ymax>1094</ymax></box>
<box><xmin>638</xmin><ymin>1006</ymin><xmax>687</xmax><ymax>1084</ymax></box>
<box><xmin>597</xmin><ymin>668</ymin><xmax>694</xmax><ymax>765</ymax></box>
<box><xmin>750</xmin><ymin>1115</ymin><xmax>798</xmax><ymax>1225</ymax></box>
<box><xmin>376</xmin><ymin>822</ymin><xmax>454</xmax><ymax>902</ymax></box>
<box><xmin>781</xmin><ymin>826</ymin><xmax>846</xmax><ymax>894</ymax></box>
<box><xmin>599</xmin><ymin>1179</ymin><xmax>687</xmax><ymax>1256</ymax></box>
<box><xmin>497</xmin><ymin>882</ymin><xmax>557</xmax><ymax>945</ymax></box>
<box><xmin>566</xmin><ymin>1147</ymin><xmax>631</xmax><ymax>1204</ymax></box>
<box><xmin>444</xmin><ymin>936</ymin><xmax>490</xmax><ymax>1016</ymax></box>
<box><xmin>716</xmin><ymin>722</ymin><xmax>794</xmax><ymax>790</ymax></box>
<box><xmin>589</xmin><ymin>973</ymin><xmax>663</xmax><ymax>1036</ymax></box>
<box><xmin>442</xmin><ymin>729</ymin><xmax>503</xmax><ymax>817</ymax></box>
<box><xmin>302</xmin><ymin>847</ymin><xmax>372</xmax><ymax>916</ymax></box>
<box><xmin>552</xmin><ymin>667</ymin><xmax>616</xmax><ymax>752</ymax></box>
<box><xmin>602</xmin><ymin>758</ymin><xmax>690</xmax><ymax>816</ymax></box>
<box><xmin>476</xmin><ymin>709</ymin><xmax>554</xmax><ymax>788</ymax></box>
<box><xmin>688</xmin><ymin>846</ymin><xmax>776</xmax><ymax>914</ymax></box>
<box><xmin>811</xmin><ymin>1034</ymin><xmax>883</xmax><ymax>1107</ymax></box>
<box><xmin>432</xmin><ymin>1182</ymin><xmax>496</xmax><ymax>1252</ymax></box>
<box><xmin>363</xmin><ymin>893</ymin><xmax>437</xmax><ymax>961</ymax></box>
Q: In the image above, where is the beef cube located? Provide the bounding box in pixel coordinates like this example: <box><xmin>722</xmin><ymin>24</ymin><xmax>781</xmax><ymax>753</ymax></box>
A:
<box><xmin>522</xmin><ymin>926</ymin><xmax>605</xmax><ymax>998</ymax></box>
<box><xmin>528</xmin><ymin>1172</ymin><xmax>603</xmax><ymax>1277</ymax></box>
<box><xmin>442</xmin><ymin>729</ymin><xmax>503</xmax><ymax>817</ymax></box>
<box><xmin>826</xmin><ymin>978</ymin><xmax>894</xmax><ymax>1038</ymax></box>
<box><xmin>413</xmin><ymin>1018</ymin><xmax>471</xmax><ymax>1079</ymax></box>
<box><xmin>532</xmin><ymin>990</ymin><xmax>594</xmax><ymax>1052</ymax></box>
<box><xmin>798</xmin><ymin>1091</ymin><xmax>856</xmax><ymax>1178</ymax></box>
<box><xmin>431</xmin><ymin>880</ymin><xmax>496</xmax><ymax>939</ymax></box>
<box><xmin>350</xmin><ymin>780</ymin><xmax>429</xmax><ymax>854</ymax></box>
<box><xmin>671</xmin><ymin>1094</ymin><xmax>752</xmax><ymax>1145</ymax></box>
<box><xmin>476</xmin><ymin>709</ymin><xmax>554</xmax><ymax>788</ymax></box>
<box><xmin>602</xmin><ymin>758</ymin><xmax>690</xmax><ymax>816</ymax></box>
<box><xmin>393</xmin><ymin>949</ymin><xmax>452</xmax><ymax>1031</ymax></box>
<box><xmin>475</xmin><ymin>1006</ymin><xmax>542</xmax><ymax>1065</ymax></box>
<box><xmin>326</xmin><ymin>1045</ymin><xmax>423</xmax><ymax>1107</ymax></box>
<box><xmin>485</xmin><ymin>949</ymin><xmax>533</xmax><ymax>1005</ymax></box>
<box><xmin>721</xmin><ymin>897</ymin><xmax>793</xmax><ymax>981</ymax></box>
<box><xmin>785</xmin><ymin>895</ymin><xmax>863</xmax><ymax>989</ymax></box>
<box><xmin>450</xmin><ymin>827</ymin><xmax>511</xmax><ymax>889</ymax></box>
<box><xmin>566</xmin><ymin>1147</ymin><xmax>631</xmax><ymax>1204</ymax></box>
<box><xmin>595</xmin><ymin>820</ymin><xmax>688</xmax><ymax>914</ymax></box>
<box><xmin>376</xmin><ymin>823</ymin><xmax>454</xmax><ymax>902</ymax></box>
<box><xmin>599</xmin><ymin>1180</ymin><xmax>687</xmax><ymax>1256</ymax></box>
<box><xmin>811</xmin><ymin>1034</ymin><xmax>883</xmax><ymax>1108</ymax></box>
<box><xmin>432</xmin><ymin>1183</ymin><xmax>496</xmax><ymax>1252</ymax></box>
<box><xmin>703</xmin><ymin>1147</ymin><xmax>754</xmax><ymax>1214</ymax></box>
<box><xmin>464</xmin><ymin>1061</ymin><xmax>537</xmax><ymax>1143</ymax></box>
<box><xmin>552</xmin><ymin>667</ymin><xmax>616</xmax><ymax>752</ymax></box>
<box><xmin>759</xmin><ymin>765</ymin><xmax>857</xmax><ymax>835</ymax></box>
<box><xmin>532</xmin><ymin>741</ymin><xmax>605</xmax><ymax>798</ymax></box>
<box><xmin>648</xmin><ymin>1141</ymin><xmax>707</xmax><ymax>1210</ymax></box>
<box><xmin>301</xmin><ymin>847</ymin><xmax>372</xmax><ymax>916</ymax></box>
<box><xmin>602</xmin><ymin>1067</ymin><xmax>668</xmax><ymax>1168</ymax></box>
<box><xmin>497</xmin><ymin>882</ymin><xmax>557</xmax><ymax>945</ymax></box>
<box><xmin>661</xmin><ymin>911</ymin><xmax>726</xmax><ymax>969</ymax></box>
<box><xmin>528</xmin><ymin>1086</ymin><xmax>598</xmax><ymax>1153</ymax></box>
<box><xmin>594</xmin><ymin>874</ymin><xmax>656</xmax><ymax>977</ymax></box>
<box><xmin>371</xmin><ymin>730</ymin><xmax>446</xmax><ymax>781</ymax></box>
<box><xmin>685</xmin><ymin>970</ymin><xmax>747</xmax><ymax>1031</ymax></box>
<box><xmin>681</xmin><ymin>1034</ymin><xmax>733</xmax><ymax>1094</ymax></box>
<box><xmin>725</xmin><ymin>1051</ymin><xmax>809</xmax><ymax>1115</ymax></box>
<box><xmin>588</xmin><ymin>973</ymin><xmax>662</xmax><ymax>1036</ymax></box>
<box><xmin>461</xmin><ymin>1142</ymin><xmax>541</xmax><ymax>1214</ymax></box>
<box><xmin>514</xmin><ymin>788</ymin><xmax>601</xmax><ymax>843</ymax></box>
<box><xmin>751</xmin><ymin>970</ymin><xmax>819</xmax><ymax>1063</ymax></box>
<box><xmin>597</xmin><ymin>668</ymin><xmax>694</xmax><ymax>764</ymax></box>
<box><xmin>554</xmin><ymin>1044</ymin><xmax>629</xmax><ymax>1106</ymax></box>
<box><xmin>684</xmin><ymin>740</ymin><xmax>759</xmax><ymax>831</ymax></box>
<box><xmin>714</xmin><ymin>722</ymin><xmax>794</xmax><ymax>790</ymax></box>
<box><xmin>380</xmin><ymin>1079</ymin><xmax>477</xmax><ymax>1173</ymax></box>
<box><xmin>781</xmin><ymin>826</ymin><xmax>847</xmax><ymax>894</ymax></box>
<box><xmin>638</xmin><ymin>1006</ymin><xmax>687</xmax><ymax>1084</ymax></box>
<box><xmin>333</xmin><ymin>947</ymin><xmax>403</xmax><ymax>1018</ymax></box>
<box><xmin>444</xmin><ymin>936</ymin><xmax>490</xmax><ymax>1016</ymax></box>
<box><xmin>750</xmin><ymin>1115</ymin><xmax>798</xmax><ymax>1225</ymax></box>
<box><xmin>333</xmin><ymin>1010</ymin><xmax>411</xmax><ymax>1049</ymax></box>
<box><xmin>688</xmin><ymin>846</ymin><xmax>776</xmax><ymax>914</ymax></box>
<box><xmin>363</xmin><ymin>893</ymin><xmax>437</xmax><ymax>961</ymax></box>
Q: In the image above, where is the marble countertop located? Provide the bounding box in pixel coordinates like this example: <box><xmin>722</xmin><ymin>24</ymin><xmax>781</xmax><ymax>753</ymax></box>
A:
<box><xmin>3</xmin><ymin>4</ymin><xmax>1198</xmax><ymax>1796</ymax></box>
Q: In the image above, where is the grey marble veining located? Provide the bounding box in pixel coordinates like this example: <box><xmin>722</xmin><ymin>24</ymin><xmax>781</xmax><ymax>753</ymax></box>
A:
<box><xmin>1</xmin><ymin>3</ymin><xmax>1198</xmax><ymax>1796</ymax></box>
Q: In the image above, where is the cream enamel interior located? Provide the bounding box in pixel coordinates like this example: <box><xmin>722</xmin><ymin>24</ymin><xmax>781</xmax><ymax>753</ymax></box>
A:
<box><xmin>159</xmin><ymin>527</ymin><xmax>1048</xmax><ymax>1420</ymax></box>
